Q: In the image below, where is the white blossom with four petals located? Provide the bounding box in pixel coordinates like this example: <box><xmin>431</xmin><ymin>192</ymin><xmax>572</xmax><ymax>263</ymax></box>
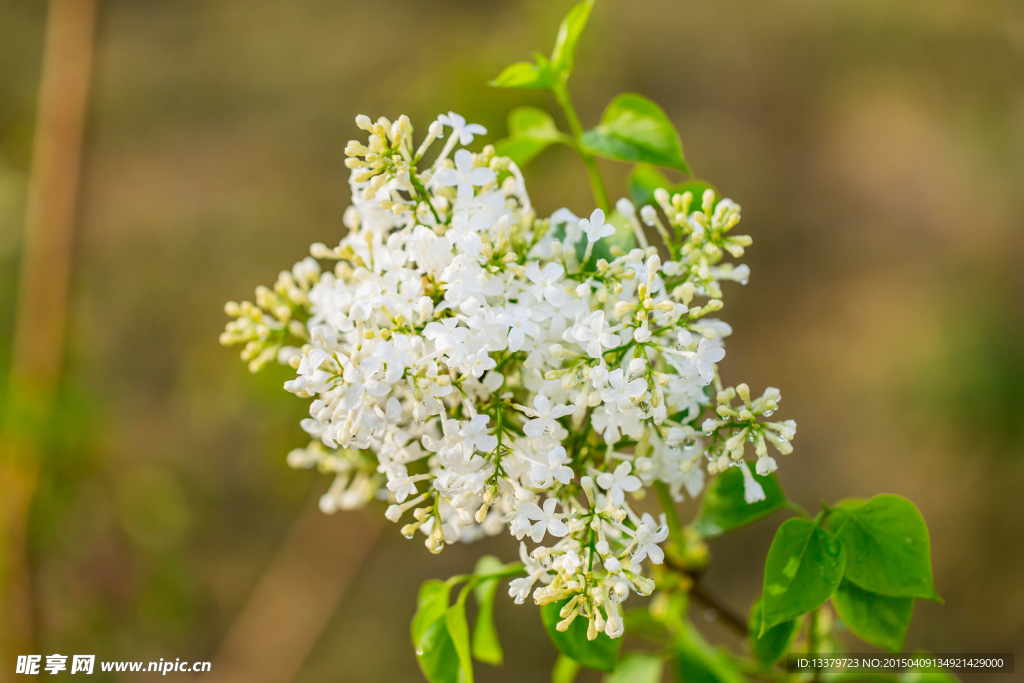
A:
<box><xmin>435</xmin><ymin>149</ymin><xmax>496</xmax><ymax>204</ymax></box>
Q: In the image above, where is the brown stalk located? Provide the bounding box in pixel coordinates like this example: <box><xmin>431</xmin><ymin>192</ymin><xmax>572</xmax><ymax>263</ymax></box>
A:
<box><xmin>1</xmin><ymin>0</ymin><xmax>98</xmax><ymax>673</ymax></box>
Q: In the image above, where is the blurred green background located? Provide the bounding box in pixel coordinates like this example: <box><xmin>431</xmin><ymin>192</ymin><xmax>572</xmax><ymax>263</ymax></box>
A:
<box><xmin>1</xmin><ymin>0</ymin><xmax>1023</xmax><ymax>681</ymax></box>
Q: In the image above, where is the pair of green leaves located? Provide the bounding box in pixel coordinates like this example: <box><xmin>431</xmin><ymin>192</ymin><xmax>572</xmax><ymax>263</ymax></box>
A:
<box><xmin>411</xmin><ymin>556</ymin><xmax>512</xmax><ymax>683</ymax></box>
<box><xmin>690</xmin><ymin>470</ymin><xmax>938</xmax><ymax>659</ymax></box>
<box><xmin>494</xmin><ymin>97</ymin><xmax>691</xmax><ymax>174</ymax></box>
<box><xmin>827</xmin><ymin>496</ymin><xmax>940</xmax><ymax>652</ymax></box>
<box><xmin>492</xmin><ymin>0</ymin><xmax>690</xmax><ymax>175</ymax></box>
<box><xmin>490</xmin><ymin>0</ymin><xmax>594</xmax><ymax>90</ymax></box>
<box><xmin>756</xmin><ymin>495</ymin><xmax>939</xmax><ymax>659</ymax></box>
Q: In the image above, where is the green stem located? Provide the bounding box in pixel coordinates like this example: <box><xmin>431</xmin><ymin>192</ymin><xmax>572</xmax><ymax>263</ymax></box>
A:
<box><xmin>552</xmin><ymin>81</ymin><xmax>610</xmax><ymax>213</ymax></box>
<box><xmin>410</xmin><ymin>173</ymin><xmax>443</xmax><ymax>224</ymax></box>
<box><xmin>808</xmin><ymin>608</ymin><xmax>821</xmax><ymax>683</ymax></box>
<box><xmin>733</xmin><ymin>656</ymin><xmax>791</xmax><ymax>683</ymax></box>
<box><xmin>783</xmin><ymin>500</ymin><xmax>812</xmax><ymax>519</ymax></box>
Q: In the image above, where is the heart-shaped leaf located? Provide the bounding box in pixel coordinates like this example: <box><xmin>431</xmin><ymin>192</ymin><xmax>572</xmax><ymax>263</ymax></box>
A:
<box><xmin>833</xmin><ymin>495</ymin><xmax>940</xmax><ymax>602</ymax></box>
<box><xmin>832</xmin><ymin>578</ymin><xmax>913</xmax><ymax>653</ymax></box>
<box><xmin>761</xmin><ymin>518</ymin><xmax>846</xmax><ymax>634</ymax></box>
<box><xmin>581</xmin><ymin>94</ymin><xmax>690</xmax><ymax>173</ymax></box>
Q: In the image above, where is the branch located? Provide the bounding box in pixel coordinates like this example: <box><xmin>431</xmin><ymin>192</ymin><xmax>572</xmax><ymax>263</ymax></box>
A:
<box><xmin>689</xmin><ymin>581</ymin><xmax>749</xmax><ymax>638</ymax></box>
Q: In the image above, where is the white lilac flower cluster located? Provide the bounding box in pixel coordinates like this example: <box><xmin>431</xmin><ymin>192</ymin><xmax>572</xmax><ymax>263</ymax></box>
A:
<box><xmin>220</xmin><ymin>111</ymin><xmax>796</xmax><ymax>640</ymax></box>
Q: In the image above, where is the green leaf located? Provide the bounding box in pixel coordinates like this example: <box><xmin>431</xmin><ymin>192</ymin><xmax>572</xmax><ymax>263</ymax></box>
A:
<box><xmin>552</xmin><ymin>654</ymin><xmax>581</xmax><ymax>683</ymax></box>
<box><xmin>417</xmin><ymin>618</ymin><xmax>460</xmax><ymax>683</ymax></box>
<box><xmin>627</xmin><ymin>163</ymin><xmax>717</xmax><ymax>209</ymax></box>
<box><xmin>832</xmin><ymin>578</ymin><xmax>913</xmax><ymax>653</ymax></box>
<box><xmin>833</xmin><ymin>495</ymin><xmax>940</xmax><ymax>602</ymax></box>
<box><xmin>603</xmin><ymin>652</ymin><xmax>663</xmax><ymax>683</ymax></box>
<box><xmin>413</xmin><ymin>580</ymin><xmax>452</xmax><ymax>645</ymax></box>
<box><xmin>494</xmin><ymin>107</ymin><xmax>571</xmax><ymax>167</ymax></box>
<box><xmin>446</xmin><ymin>587</ymin><xmax>474</xmax><ymax>683</ymax></box>
<box><xmin>550</xmin><ymin>0</ymin><xmax>594</xmax><ymax>76</ymax></box>
<box><xmin>692</xmin><ymin>464</ymin><xmax>786</xmax><ymax>538</ymax></box>
<box><xmin>412</xmin><ymin>580</ymin><xmax>459</xmax><ymax>683</ymax></box>
<box><xmin>761</xmin><ymin>518</ymin><xmax>846</xmax><ymax>635</ymax></box>
<box><xmin>749</xmin><ymin>599</ymin><xmax>801</xmax><ymax>667</ymax></box>
<box><xmin>540</xmin><ymin>598</ymin><xmax>622</xmax><ymax>672</ymax></box>
<box><xmin>490</xmin><ymin>60</ymin><xmax>556</xmax><ymax>90</ymax></box>
<box><xmin>673</xmin><ymin>621</ymin><xmax>745</xmax><ymax>683</ymax></box>
<box><xmin>581</xmin><ymin>93</ymin><xmax>690</xmax><ymax>173</ymax></box>
<box><xmin>471</xmin><ymin>556</ymin><xmax>504</xmax><ymax>665</ymax></box>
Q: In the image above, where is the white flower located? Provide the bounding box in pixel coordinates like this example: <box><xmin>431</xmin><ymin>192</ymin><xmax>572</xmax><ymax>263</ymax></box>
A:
<box><xmin>437</xmin><ymin>111</ymin><xmax>487</xmax><ymax>145</ymax></box>
<box><xmin>519</xmin><ymin>498</ymin><xmax>568</xmax><ymax>542</ymax></box>
<box><xmin>529</xmin><ymin>445</ymin><xmax>574</xmax><ymax>489</ymax></box>
<box><xmin>466</xmin><ymin>351</ymin><xmax>496</xmax><ymax>377</ymax></box>
<box><xmin>756</xmin><ymin>455</ymin><xmax>777</xmax><ymax>476</ymax></box>
<box><xmin>554</xmin><ymin>550</ymin><xmax>582</xmax><ymax>575</ymax></box>
<box><xmin>522</xmin><ymin>394</ymin><xmax>575</xmax><ymax>437</ymax></box>
<box><xmin>363</xmin><ymin>396</ymin><xmax>403</xmax><ymax>432</ymax></box>
<box><xmin>740</xmin><ymin>462</ymin><xmax>766</xmax><ymax>504</ymax></box>
<box><xmin>590</xmin><ymin>362</ymin><xmax>610</xmax><ymax>388</ymax></box>
<box><xmin>631</xmin><ymin>513</ymin><xmax>669</xmax><ymax>564</ymax></box>
<box><xmin>690</xmin><ymin>338</ymin><xmax>725</xmax><ymax>384</ymax></box>
<box><xmin>508</xmin><ymin>542</ymin><xmax>547</xmax><ymax>604</ymax></box>
<box><xmin>507</xmin><ymin>575</ymin><xmax>532</xmax><ymax>604</ymax></box>
<box><xmin>221</xmin><ymin>110</ymin><xmax>800</xmax><ymax>638</ymax></box>
<box><xmin>579</xmin><ymin>208</ymin><xmax>616</xmax><ymax>243</ymax></box>
<box><xmin>596</xmin><ymin>461</ymin><xmax>642</xmax><ymax>506</ymax></box>
<box><xmin>387</xmin><ymin>473</ymin><xmax>418</xmax><ymax>503</ymax></box>
<box><xmin>525</xmin><ymin>262</ymin><xmax>567</xmax><ymax>306</ymax></box>
<box><xmin>600</xmin><ymin>369</ymin><xmax>647</xmax><ymax>412</ymax></box>
<box><xmin>435</xmin><ymin>149</ymin><xmax>496</xmax><ymax>204</ymax></box>
<box><xmin>572</xmin><ymin>310</ymin><xmax>620</xmax><ymax>359</ymax></box>
<box><xmin>459</xmin><ymin>414</ymin><xmax>498</xmax><ymax>457</ymax></box>
<box><xmin>497</xmin><ymin>306</ymin><xmax>541</xmax><ymax>352</ymax></box>
<box><xmin>284</xmin><ymin>348</ymin><xmax>335</xmax><ymax>394</ymax></box>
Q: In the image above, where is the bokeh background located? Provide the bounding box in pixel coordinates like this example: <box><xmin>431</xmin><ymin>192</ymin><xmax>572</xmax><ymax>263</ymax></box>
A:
<box><xmin>1</xmin><ymin>0</ymin><xmax>1023</xmax><ymax>681</ymax></box>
